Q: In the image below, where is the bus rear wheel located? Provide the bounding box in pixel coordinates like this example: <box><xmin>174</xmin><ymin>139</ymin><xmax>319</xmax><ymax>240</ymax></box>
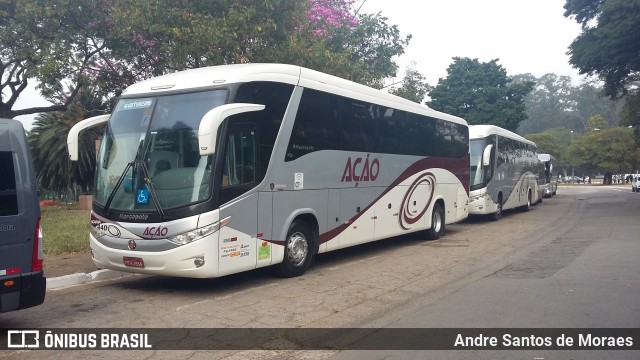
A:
<box><xmin>276</xmin><ymin>220</ymin><xmax>314</xmax><ymax>278</ymax></box>
<box><xmin>520</xmin><ymin>190</ymin><xmax>532</xmax><ymax>212</ymax></box>
<box><xmin>425</xmin><ymin>203</ymin><xmax>445</xmax><ymax>240</ymax></box>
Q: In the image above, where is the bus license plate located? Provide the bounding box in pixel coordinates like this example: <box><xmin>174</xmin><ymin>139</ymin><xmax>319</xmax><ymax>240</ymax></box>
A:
<box><xmin>123</xmin><ymin>257</ymin><xmax>144</xmax><ymax>268</ymax></box>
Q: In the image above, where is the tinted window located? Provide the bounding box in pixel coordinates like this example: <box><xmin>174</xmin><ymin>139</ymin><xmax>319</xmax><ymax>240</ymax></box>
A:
<box><xmin>286</xmin><ymin>88</ymin><xmax>468</xmax><ymax>159</ymax></box>
<box><xmin>286</xmin><ymin>89</ymin><xmax>340</xmax><ymax>161</ymax></box>
<box><xmin>0</xmin><ymin>152</ymin><xmax>18</xmax><ymax>216</ymax></box>
<box><xmin>376</xmin><ymin>107</ymin><xmax>406</xmax><ymax>154</ymax></box>
<box><xmin>340</xmin><ymin>98</ymin><xmax>376</xmax><ymax>153</ymax></box>
<box><xmin>235</xmin><ymin>82</ymin><xmax>295</xmax><ymax>174</ymax></box>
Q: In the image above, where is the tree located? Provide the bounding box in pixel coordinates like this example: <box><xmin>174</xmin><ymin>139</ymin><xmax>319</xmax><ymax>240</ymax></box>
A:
<box><xmin>389</xmin><ymin>63</ymin><xmax>430</xmax><ymax>103</ymax></box>
<box><xmin>28</xmin><ymin>86</ymin><xmax>107</xmax><ymax>194</ymax></box>
<box><xmin>1</xmin><ymin>0</ymin><xmax>410</xmax><ymax>119</ymax></box>
<box><xmin>586</xmin><ymin>114</ymin><xmax>608</xmax><ymax>130</ymax></box>
<box><xmin>564</xmin><ymin>0</ymin><xmax>640</xmax><ymax>99</ymax></box>
<box><xmin>427</xmin><ymin>58</ymin><xmax>534</xmax><ymax>132</ymax></box>
<box><xmin>515</xmin><ymin>73</ymin><xmax>622</xmax><ymax>135</ymax></box>
<box><xmin>524</xmin><ymin>132</ymin><xmax>564</xmax><ymax>162</ymax></box>
<box><xmin>568</xmin><ymin>127</ymin><xmax>640</xmax><ymax>184</ymax></box>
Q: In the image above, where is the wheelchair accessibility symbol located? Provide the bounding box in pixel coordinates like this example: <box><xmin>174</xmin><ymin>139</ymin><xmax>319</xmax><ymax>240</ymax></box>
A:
<box><xmin>136</xmin><ymin>189</ymin><xmax>149</xmax><ymax>204</ymax></box>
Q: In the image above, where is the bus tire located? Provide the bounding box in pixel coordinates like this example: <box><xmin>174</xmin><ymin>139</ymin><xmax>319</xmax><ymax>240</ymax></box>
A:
<box><xmin>520</xmin><ymin>190</ymin><xmax>532</xmax><ymax>212</ymax></box>
<box><xmin>276</xmin><ymin>220</ymin><xmax>314</xmax><ymax>278</ymax></box>
<box><xmin>489</xmin><ymin>194</ymin><xmax>502</xmax><ymax>221</ymax></box>
<box><xmin>425</xmin><ymin>203</ymin><xmax>445</xmax><ymax>240</ymax></box>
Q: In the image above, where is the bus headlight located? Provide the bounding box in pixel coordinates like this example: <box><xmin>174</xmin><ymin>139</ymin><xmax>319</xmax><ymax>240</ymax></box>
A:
<box><xmin>167</xmin><ymin>216</ymin><xmax>231</xmax><ymax>246</ymax></box>
<box><xmin>469</xmin><ymin>193</ymin><xmax>484</xmax><ymax>202</ymax></box>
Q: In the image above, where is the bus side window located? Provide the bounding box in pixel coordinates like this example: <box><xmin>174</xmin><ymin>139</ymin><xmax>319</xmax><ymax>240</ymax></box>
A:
<box><xmin>286</xmin><ymin>89</ymin><xmax>339</xmax><ymax>161</ymax></box>
<box><xmin>220</xmin><ymin>122</ymin><xmax>259</xmax><ymax>203</ymax></box>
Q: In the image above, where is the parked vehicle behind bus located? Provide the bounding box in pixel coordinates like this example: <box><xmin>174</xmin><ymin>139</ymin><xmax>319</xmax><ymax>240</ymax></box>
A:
<box><xmin>67</xmin><ymin>63</ymin><xmax>470</xmax><ymax>279</ymax></box>
<box><xmin>469</xmin><ymin>125</ymin><xmax>541</xmax><ymax>221</ymax></box>
<box><xmin>537</xmin><ymin>153</ymin><xmax>558</xmax><ymax>197</ymax></box>
<box><xmin>0</xmin><ymin>119</ymin><xmax>45</xmax><ymax>313</ymax></box>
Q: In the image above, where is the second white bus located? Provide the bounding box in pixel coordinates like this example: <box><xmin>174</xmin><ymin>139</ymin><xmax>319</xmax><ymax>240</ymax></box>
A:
<box><xmin>469</xmin><ymin>125</ymin><xmax>541</xmax><ymax>220</ymax></box>
<box><xmin>68</xmin><ymin>63</ymin><xmax>470</xmax><ymax>279</ymax></box>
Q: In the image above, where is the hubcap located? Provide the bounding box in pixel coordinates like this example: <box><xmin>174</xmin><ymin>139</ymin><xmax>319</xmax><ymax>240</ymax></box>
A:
<box><xmin>433</xmin><ymin>211</ymin><xmax>442</xmax><ymax>233</ymax></box>
<box><xmin>287</xmin><ymin>232</ymin><xmax>308</xmax><ymax>266</ymax></box>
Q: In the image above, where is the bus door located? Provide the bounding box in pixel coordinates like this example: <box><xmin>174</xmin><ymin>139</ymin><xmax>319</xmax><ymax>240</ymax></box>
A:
<box><xmin>217</xmin><ymin>123</ymin><xmax>260</xmax><ymax>276</ymax></box>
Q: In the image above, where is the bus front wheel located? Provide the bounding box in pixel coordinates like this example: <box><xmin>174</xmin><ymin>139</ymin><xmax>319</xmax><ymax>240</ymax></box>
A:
<box><xmin>489</xmin><ymin>194</ymin><xmax>502</xmax><ymax>221</ymax></box>
<box><xmin>425</xmin><ymin>203</ymin><xmax>445</xmax><ymax>240</ymax></box>
<box><xmin>276</xmin><ymin>220</ymin><xmax>315</xmax><ymax>278</ymax></box>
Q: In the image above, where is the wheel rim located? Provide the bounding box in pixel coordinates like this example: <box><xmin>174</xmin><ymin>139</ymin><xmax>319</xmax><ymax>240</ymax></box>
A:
<box><xmin>496</xmin><ymin>201</ymin><xmax>502</xmax><ymax>216</ymax></box>
<box><xmin>433</xmin><ymin>209</ymin><xmax>442</xmax><ymax>233</ymax></box>
<box><xmin>287</xmin><ymin>232</ymin><xmax>308</xmax><ymax>267</ymax></box>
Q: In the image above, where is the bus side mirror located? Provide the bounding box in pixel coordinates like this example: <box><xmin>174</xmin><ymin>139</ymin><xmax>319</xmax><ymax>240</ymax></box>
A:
<box><xmin>67</xmin><ymin>114</ymin><xmax>111</xmax><ymax>161</ymax></box>
<box><xmin>482</xmin><ymin>144</ymin><xmax>493</xmax><ymax>167</ymax></box>
<box><xmin>198</xmin><ymin>103</ymin><xmax>265</xmax><ymax>156</ymax></box>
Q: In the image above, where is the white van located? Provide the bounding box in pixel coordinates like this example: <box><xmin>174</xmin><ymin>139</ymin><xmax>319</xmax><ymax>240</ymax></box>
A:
<box><xmin>0</xmin><ymin>119</ymin><xmax>45</xmax><ymax>313</ymax></box>
<box><xmin>632</xmin><ymin>175</ymin><xmax>640</xmax><ymax>192</ymax></box>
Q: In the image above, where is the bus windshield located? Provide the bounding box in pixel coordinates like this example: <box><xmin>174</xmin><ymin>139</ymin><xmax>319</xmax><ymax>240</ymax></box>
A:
<box><xmin>94</xmin><ymin>90</ymin><xmax>228</xmax><ymax>211</ymax></box>
<box><xmin>470</xmin><ymin>138</ymin><xmax>487</xmax><ymax>190</ymax></box>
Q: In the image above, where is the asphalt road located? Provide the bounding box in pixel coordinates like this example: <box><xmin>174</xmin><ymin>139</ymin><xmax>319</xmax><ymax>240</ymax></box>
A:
<box><xmin>1</xmin><ymin>185</ymin><xmax>638</xmax><ymax>359</ymax></box>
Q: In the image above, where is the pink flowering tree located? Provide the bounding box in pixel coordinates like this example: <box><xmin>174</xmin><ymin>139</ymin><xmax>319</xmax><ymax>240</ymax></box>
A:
<box><xmin>306</xmin><ymin>0</ymin><xmax>359</xmax><ymax>37</ymax></box>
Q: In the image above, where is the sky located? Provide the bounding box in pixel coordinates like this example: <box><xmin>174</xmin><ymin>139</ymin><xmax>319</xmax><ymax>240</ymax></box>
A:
<box><xmin>16</xmin><ymin>0</ymin><xmax>585</xmax><ymax>130</ymax></box>
<box><xmin>356</xmin><ymin>0</ymin><xmax>585</xmax><ymax>86</ymax></box>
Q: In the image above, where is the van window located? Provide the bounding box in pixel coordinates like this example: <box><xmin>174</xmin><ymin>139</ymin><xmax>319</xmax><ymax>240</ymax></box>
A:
<box><xmin>0</xmin><ymin>151</ymin><xmax>18</xmax><ymax>216</ymax></box>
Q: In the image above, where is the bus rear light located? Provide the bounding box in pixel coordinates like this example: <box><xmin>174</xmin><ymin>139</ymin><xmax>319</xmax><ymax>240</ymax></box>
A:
<box><xmin>32</xmin><ymin>218</ymin><xmax>44</xmax><ymax>272</ymax></box>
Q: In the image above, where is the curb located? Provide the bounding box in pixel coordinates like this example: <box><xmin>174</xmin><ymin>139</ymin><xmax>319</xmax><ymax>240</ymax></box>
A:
<box><xmin>47</xmin><ymin>269</ymin><xmax>130</xmax><ymax>290</ymax></box>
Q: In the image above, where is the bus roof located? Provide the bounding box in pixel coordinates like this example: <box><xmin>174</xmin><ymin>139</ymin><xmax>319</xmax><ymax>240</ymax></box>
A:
<box><xmin>469</xmin><ymin>124</ymin><xmax>535</xmax><ymax>146</ymax></box>
<box><xmin>122</xmin><ymin>63</ymin><xmax>468</xmax><ymax>127</ymax></box>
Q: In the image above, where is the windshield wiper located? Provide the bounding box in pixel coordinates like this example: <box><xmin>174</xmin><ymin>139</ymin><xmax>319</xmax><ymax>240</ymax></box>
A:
<box><xmin>138</xmin><ymin>161</ymin><xmax>166</xmax><ymax>219</ymax></box>
<box><xmin>102</xmin><ymin>161</ymin><xmax>132</xmax><ymax>214</ymax></box>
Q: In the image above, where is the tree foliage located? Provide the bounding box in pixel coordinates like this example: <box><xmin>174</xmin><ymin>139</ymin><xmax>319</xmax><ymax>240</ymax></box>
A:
<box><xmin>427</xmin><ymin>57</ymin><xmax>534</xmax><ymax>132</ymax></box>
<box><xmin>1</xmin><ymin>0</ymin><xmax>411</xmax><ymax>120</ymax></box>
<box><xmin>524</xmin><ymin>132</ymin><xmax>564</xmax><ymax>162</ymax></box>
<box><xmin>389</xmin><ymin>63</ymin><xmax>430</xmax><ymax>103</ymax></box>
<box><xmin>564</xmin><ymin>0</ymin><xmax>640</xmax><ymax>99</ymax></box>
<box><xmin>28</xmin><ymin>86</ymin><xmax>107</xmax><ymax>193</ymax></box>
<box><xmin>515</xmin><ymin>73</ymin><xmax>622</xmax><ymax>135</ymax></box>
<box><xmin>568</xmin><ymin>127</ymin><xmax>640</xmax><ymax>181</ymax></box>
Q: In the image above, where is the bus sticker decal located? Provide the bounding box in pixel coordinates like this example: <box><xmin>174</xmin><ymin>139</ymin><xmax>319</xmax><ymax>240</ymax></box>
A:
<box><xmin>258</xmin><ymin>241</ymin><xmax>271</xmax><ymax>260</ymax></box>
<box><xmin>294</xmin><ymin>173</ymin><xmax>304</xmax><ymax>190</ymax></box>
<box><xmin>399</xmin><ymin>172</ymin><xmax>436</xmax><ymax>230</ymax></box>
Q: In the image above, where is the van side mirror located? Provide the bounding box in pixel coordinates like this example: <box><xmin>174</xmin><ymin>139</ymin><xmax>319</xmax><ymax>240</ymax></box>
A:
<box><xmin>198</xmin><ymin>103</ymin><xmax>265</xmax><ymax>156</ymax></box>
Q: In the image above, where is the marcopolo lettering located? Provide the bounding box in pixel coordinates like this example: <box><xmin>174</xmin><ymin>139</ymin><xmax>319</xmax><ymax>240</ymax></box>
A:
<box><xmin>341</xmin><ymin>154</ymin><xmax>380</xmax><ymax>183</ymax></box>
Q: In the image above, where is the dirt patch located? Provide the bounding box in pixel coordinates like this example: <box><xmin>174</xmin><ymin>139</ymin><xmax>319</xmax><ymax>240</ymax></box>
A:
<box><xmin>44</xmin><ymin>251</ymin><xmax>98</xmax><ymax>278</ymax></box>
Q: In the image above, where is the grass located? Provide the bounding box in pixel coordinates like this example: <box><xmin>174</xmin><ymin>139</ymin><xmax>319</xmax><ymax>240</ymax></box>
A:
<box><xmin>40</xmin><ymin>204</ymin><xmax>91</xmax><ymax>255</ymax></box>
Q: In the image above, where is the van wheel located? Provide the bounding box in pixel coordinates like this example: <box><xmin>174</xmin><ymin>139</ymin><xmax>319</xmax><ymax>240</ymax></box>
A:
<box><xmin>489</xmin><ymin>194</ymin><xmax>502</xmax><ymax>221</ymax></box>
<box><xmin>425</xmin><ymin>203</ymin><xmax>445</xmax><ymax>240</ymax></box>
<box><xmin>276</xmin><ymin>220</ymin><xmax>314</xmax><ymax>278</ymax></box>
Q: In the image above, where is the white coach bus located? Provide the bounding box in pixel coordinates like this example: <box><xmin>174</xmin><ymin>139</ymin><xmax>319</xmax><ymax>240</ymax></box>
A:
<box><xmin>469</xmin><ymin>125</ymin><xmax>541</xmax><ymax>221</ymax></box>
<box><xmin>67</xmin><ymin>63</ymin><xmax>470</xmax><ymax>278</ymax></box>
